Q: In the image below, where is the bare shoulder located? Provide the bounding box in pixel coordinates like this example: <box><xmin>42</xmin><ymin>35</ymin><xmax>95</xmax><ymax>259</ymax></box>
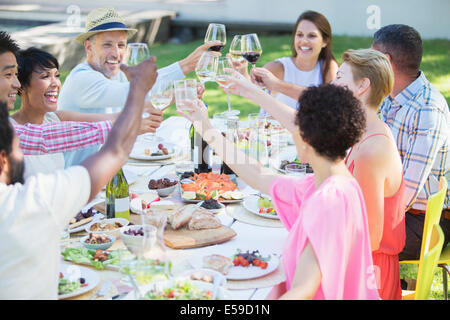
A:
<box><xmin>264</xmin><ymin>60</ymin><xmax>285</xmax><ymax>79</ymax></box>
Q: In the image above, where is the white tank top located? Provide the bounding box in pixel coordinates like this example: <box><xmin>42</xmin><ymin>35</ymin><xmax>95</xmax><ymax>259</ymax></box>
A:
<box><xmin>272</xmin><ymin>57</ymin><xmax>323</xmax><ymax>110</ymax></box>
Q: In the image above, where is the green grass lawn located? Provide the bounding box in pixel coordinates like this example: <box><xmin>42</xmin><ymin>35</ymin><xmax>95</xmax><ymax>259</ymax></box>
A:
<box><xmin>11</xmin><ymin>34</ymin><xmax>450</xmax><ymax>299</ymax></box>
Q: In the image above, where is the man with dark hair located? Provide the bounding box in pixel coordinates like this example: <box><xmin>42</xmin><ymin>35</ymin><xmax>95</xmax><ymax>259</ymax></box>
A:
<box><xmin>0</xmin><ymin>57</ymin><xmax>157</xmax><ymax>299</ymax></box>
<box><xmin>373</xmin><ymin>24</ymin><xmax>450</xmax><ymax>261</ymax></box>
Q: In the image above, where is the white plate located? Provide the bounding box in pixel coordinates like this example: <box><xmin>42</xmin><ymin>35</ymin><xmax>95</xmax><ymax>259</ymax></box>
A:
<box><xmin>58</xmin><ymin>263</ymin><xmax>100</xmax><ymax>299</ymax></box>
<box><xmin>189</xmin><ymin>249</ymin><xmax>279</xmax><ymax>281</ymax></box>
<box><xmin>129</xmin><ymin>142</ymin><xmax>180</xmax><ymax>161</ymax></box>
<box><xmin>242</xmin><ymin>195</ymin><xmax>279</xmax><ymax>220</ymax></box>
<box><xmin>68</xmin><ymin>214</ymin><xmax>104</xmax><ymax>234</ymax></box>
<box><xmin>84</xmin><ymin>218</ymin><xmax>130</xmax><ymax>237</ymax></box>
<box><xmin>123</xmin><ymin>169</ymin><xmax>138</xmax><ymax>185</ymax></box>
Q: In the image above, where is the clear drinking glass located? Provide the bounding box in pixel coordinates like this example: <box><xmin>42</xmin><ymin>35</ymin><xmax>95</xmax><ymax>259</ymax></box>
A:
<box><xmin>216</xmin><ymin>56</ymin><xmax>239</xmax><ymax>116</ymax></box>
<box><xmin>242</xmin><ymin>34</ymin><xmax>262</xmax><ymax>69</ymax></box>
<box><xmin>195</xmin><ymin>52</ymin><xmax>218</xmax><ymax>84</ymax></box>
<box><xmin>126</xmin><ymin>43</ymin><xmax>150</xmax><ymax>66</ymax></box>
<box><xmin>229</xmin><ymin>35</ymin><xmax>245</xmax><ymax>63</ymax></box>
<box><xmin>248</xmin><ymin>113</ymin><xmax>269</xmax><ymax>166</ymax></box>
<box><xmin>204</xmin><ymin>23</ymin><xmax>226</xmax><ymax>52</ymax></box>
<box><xmin>174</xmin><ymin>79</ymin><xmax>198</xmax><ymax>112</ymax></box>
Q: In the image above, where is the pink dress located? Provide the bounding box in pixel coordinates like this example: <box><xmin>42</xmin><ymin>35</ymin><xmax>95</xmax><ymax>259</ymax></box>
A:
<box><xmin>270</xmin><ymin>174</ymin><xmax>380</xmax><ymax>300</ymax></box>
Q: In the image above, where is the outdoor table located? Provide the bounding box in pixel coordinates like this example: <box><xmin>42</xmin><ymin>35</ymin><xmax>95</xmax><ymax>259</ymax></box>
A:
<box><xmin>60</xmin><ymin>116</ymin><xmax>291</xmax><ymax>300</ymax></box>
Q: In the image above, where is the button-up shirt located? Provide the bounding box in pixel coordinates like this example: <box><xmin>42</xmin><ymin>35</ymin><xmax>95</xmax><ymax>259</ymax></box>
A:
<box><xmin>378</xmin><ymin>71</ymin><xmax>449</xmax><ymax>211</ymax></box>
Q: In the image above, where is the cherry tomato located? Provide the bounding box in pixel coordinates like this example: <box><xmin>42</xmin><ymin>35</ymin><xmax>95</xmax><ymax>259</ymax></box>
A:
<box><xmin>260</xmin><ymin>261</ymin><xmax>268</xmax><ymax>269</ymax></box>
<box><xmin>233</xmin><ymin>258</ymin><xmax>240</xmax><ymax>266</ymax></box>
<box><xmin>252</xmin><ymin>259</ymin><xmax>261</xmax><ymax>266</ymax></box>
<box><xmin>168</xmin><ymin>290</ymin><xmax>175</xmax><ymax>298</ymax></box>
<box><xmin>59</xmin><ymin>272</ymin><xmax>63</xmax><ymax>279</ymax></box>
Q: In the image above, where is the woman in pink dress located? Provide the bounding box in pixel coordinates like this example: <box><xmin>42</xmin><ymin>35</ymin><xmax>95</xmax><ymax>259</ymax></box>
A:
<box><xmin>222</xmin><ymin>48</ymin><xmax>405</xmax><ymax>300</ymax></box>
<box><xmin>177</xmin><ymin>84</ymin><xmax>379</xmax><ymax>300</ymax></box>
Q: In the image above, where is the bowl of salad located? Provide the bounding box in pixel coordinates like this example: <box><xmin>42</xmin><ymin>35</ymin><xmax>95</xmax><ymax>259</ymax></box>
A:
<box><xmin>126</xmin><ymin>278</ymin><xmax>229</xmax><ymax>300</ymax></box>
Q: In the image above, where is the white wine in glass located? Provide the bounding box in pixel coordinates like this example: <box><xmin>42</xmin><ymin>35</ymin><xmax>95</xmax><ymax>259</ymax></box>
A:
<box><xmin>229</xmin><ymin>35</ymin><xmax>245</xmax><ymax>63</ymax></box>
<box><xmin>150</xmin><ymin>79</ymin><xmax>173</xmax><ymax>111</ymax></box>
<box><xmin>126</xmin><ymin>43</ymin><xmax>150</xmax><ymax>66</ymax></box>
<box><xmin>195</xmin><ymin>51</ymin><xmax>218</xmax><ymax>84</ymax></box>
<box><xmin>204</xmin><ymin>23</ymin><xmax>226</xmax><ymax>52</ymax></box>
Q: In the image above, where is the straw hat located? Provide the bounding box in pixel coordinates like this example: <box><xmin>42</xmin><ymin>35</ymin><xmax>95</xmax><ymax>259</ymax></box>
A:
<box><xmin>75</xmin><ymin>7</ymin><xmax>137</xmax><ymax>44</ymax></box>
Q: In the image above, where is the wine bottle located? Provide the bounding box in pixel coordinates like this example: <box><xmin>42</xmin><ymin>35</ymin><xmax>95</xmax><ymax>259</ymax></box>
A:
<box><xmin>190</xmin><ymin>104</ymin><xmax>211</xmax><ymax>174</ymax></box>
<box><xmin>105</xmin><ymin>168</ymin><xmax>130</xmax><ymax>221</ymax></box>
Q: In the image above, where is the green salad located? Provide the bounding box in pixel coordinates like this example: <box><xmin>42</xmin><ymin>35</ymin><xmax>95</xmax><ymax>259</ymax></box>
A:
<box><xmin>58</xmin><ymin>277</ymin><xmax>82</xmax><ymax>295</ymax></box>
<box><xmin>144</xmin><ymin>280</ymin><xmax>212</xmax><ymax>300</ymax></box>
<box><xmin>61</xmin><ymin>247</ymin><xmax>120</xmax><ymax>270</ymax></box>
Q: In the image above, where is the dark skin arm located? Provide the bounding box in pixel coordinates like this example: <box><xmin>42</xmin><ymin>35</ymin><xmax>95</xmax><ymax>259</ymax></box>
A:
<box><xmin>80</xmin><ymin>58</ymin><xmax>158</xmax><ymax>201</ymax></box>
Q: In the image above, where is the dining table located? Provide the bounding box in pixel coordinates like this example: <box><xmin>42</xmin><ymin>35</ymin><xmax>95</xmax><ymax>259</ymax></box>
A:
<box><xmin>59</xmin><ymin>116</ymin><xmax>295</xmax><ymax>301</ymax></box>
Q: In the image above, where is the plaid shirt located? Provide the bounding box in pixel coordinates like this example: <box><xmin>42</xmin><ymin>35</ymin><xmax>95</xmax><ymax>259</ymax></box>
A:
<box><xmin>378</xmin><ymin>71</ymin><xmax>449</xmax><ymax>211</ymax></box>
<box><xmin>12</xmin><ymin>120</ymin><xmax>112</xmax><ymax>156</ymax></box>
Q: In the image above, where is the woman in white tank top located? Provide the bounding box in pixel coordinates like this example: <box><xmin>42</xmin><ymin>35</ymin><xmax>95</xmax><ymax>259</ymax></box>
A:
<box><xmin>252</xmin><ymin>11</ymin><xmax>339</xmax><ymax>111</ymax></box>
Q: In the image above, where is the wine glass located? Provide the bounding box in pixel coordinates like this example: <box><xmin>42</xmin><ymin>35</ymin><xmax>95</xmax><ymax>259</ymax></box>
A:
<box><xmin>242</xmin><ymin>33</ymin><xmax>262</xmax><ymax>69</ymax></box>
<box><xmin>195</xmin><ymin>52</ymin><xmax>218</xmax><ymax>84</ymax></box>
<box><xmin>174</xmin><ymin>79</ymin><xmax>198</xmax><ymax>113</ymax></box>
<box><xmin>126</xmin><ymin>43</ymin><xmax>150</xmax><ymax>66</ymax></box>
<box><xmin>204</xmin><ymin>23</ymin><xmax>226</xmax><ymax>52</ymax></box>
<box><xmin>144</xmin><ymin>79</ymin><xmax>174</xmax><ymax>142</ymax></box>
<box><xmin>216</xmin><ymin>57</ymin><xmax>239</xmax><ymax>116</ymax></box>
<box><xmin>229</xmin><ymin>35</ymin><xmax>245</xmax><ymax>63</ymax></box>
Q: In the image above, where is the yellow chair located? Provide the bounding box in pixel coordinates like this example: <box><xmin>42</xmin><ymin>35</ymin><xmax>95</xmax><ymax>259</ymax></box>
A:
<box><xmin>401</xmin><ymin>176</ymin><xmax>448</xmax><ymax>299</ymax></box>
<box><xmin>402</xmin><ymin>224</ymin><xmax>445</xmax><ymax>300</ymax></box>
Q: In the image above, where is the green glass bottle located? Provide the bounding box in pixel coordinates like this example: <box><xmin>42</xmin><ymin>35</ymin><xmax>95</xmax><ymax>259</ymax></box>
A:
<box><xmin>105</xmin><ymin>168</ymin><xmax>130</xmax><ymax>221</ymax></box>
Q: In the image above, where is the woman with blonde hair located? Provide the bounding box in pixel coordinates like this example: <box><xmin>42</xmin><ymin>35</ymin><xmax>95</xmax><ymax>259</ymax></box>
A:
<box><xmin>221</xmin><ymin>48</ymin><xmax>405</xmax><ymax>300</ymax></box>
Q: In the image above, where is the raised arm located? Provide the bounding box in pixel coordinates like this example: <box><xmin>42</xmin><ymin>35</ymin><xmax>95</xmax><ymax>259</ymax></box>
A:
<box><xmin>176</xmin><ymin>99</ymin><xmax>279</xmax><ymax>195</ymax></box>
<box><xmin>81</xmin><ymin>58</ymin><xmax>158</xmax><ymax>201</ymax></box>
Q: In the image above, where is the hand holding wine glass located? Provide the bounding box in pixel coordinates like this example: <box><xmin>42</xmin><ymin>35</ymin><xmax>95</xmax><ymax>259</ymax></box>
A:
<box><xmin>150</xmin><ymin>79</ymin><xmax>174</xmax><ymax>111</ymax></box>
<box><xmin>205</xmin><ymin>23</ymin><xmax>226</xmax><ymax>52</ymax></box>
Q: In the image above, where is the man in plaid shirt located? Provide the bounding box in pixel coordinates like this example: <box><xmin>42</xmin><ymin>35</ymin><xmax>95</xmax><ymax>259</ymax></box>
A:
<box><xmin>373</xmin><ymin>25</ymin><xmax>449</xmax><ymax>261</ymax></box>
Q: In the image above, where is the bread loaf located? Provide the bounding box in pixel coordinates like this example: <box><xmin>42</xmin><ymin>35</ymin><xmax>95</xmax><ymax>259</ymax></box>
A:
<box><xmin>188</xmin><ymin>207</ymin><xmax>221</xmax><ymax>230</ymax></box>
<box><xmin>202</xmin><ymin>254</ymin><xmax>233</xmax><ymax>275</ymax></box>
<box><xmin>169</xmin><ymin>204</ymin><xmax>197</xmax><ymax>230</ymax></box>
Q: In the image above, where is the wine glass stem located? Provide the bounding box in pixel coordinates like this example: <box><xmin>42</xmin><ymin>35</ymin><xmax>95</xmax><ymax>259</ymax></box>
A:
<box><xmin>226</xmin><ymin>93</ymin><xmax>231</xmax><ymax>112</ymax></box>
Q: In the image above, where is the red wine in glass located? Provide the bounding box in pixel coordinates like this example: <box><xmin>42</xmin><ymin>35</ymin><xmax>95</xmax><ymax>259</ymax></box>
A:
<box><xmin>243</xmin><ymin>51</ymin><xmax>261</xmax><ymax>65</ymax></box>
<box><xmin>208</xmin><ymin>43</ymin><xmax>225</xmax><ymax>52</ymax></box>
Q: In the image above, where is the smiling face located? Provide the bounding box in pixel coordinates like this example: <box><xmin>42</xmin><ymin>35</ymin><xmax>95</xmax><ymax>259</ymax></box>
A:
<box><xmin>22</xmin><ymin>66</ymin><xmax>60</xmax><ymax>113</ymax></box>
<box><xmin>85</xmin><ymin>31</ymin><xmax>127</xmax><ymax>79</ymax></box>
<box><xmin>0</xmin><ymin>52</ymin><xmax>20</xmax><ymax>110</ymax></box>
<box><xmin>293</xmin><ymin>20</ymin><xmax>327</xmax><ymax>60</ymax></box>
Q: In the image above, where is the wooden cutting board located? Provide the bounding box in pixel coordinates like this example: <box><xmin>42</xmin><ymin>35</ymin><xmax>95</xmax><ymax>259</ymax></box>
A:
<box><xmin>93</xmin><ymin>203</ymin><xmax>237</xmax><ymax>250</ymax></box>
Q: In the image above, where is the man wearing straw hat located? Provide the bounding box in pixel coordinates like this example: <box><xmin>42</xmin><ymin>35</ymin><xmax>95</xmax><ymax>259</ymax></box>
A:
<box><xmin>58</xmin><ymin>7</ymin><xmax>220</xmax><ymax>166</ymax></box>
<box><xmin>59</xmin><ymin>7</ymin><xmax>219</xmax><ymax>115</ymax></box>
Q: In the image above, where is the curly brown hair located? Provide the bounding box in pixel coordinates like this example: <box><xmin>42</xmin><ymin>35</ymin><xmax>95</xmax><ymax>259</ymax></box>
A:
<box><xmin>295</xmin><ymin>84</ymin><xmax>366</xmax><ymax>161</ymax></box>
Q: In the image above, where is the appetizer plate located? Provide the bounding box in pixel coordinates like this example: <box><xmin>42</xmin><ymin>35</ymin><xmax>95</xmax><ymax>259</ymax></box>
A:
<box><xmin>243</xmin><ymin>195</ymin><xmax>280</xmax><ymax>220</ymax></box>
<box><xmin>58</xmin><ymin>263</ymin><xmax>100</xmax><ymax>299</ymax></box>
<box><xmin>189</xmin><ymin>249</ymin><xmax>279</xmax><ymax>281</ymax></box>
<box><xmin>68</xmin><ymin>199</ymin><xmax>105</xmax><ymax>234</ymax></box>
<box><xmin>129</xmin><ymin>142</ymin><xmax>181</xmax><ymax>161</ymax></box>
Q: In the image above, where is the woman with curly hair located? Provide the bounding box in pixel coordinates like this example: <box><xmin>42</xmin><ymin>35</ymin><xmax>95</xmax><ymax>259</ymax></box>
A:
<box><xmin>177</xmin><ymin>84</ymin><xmax>379</xmax><ymax>300</ymax></box>
<box><xmin>220</xmin><ymin>48</ymin><xmax>405</xmax><ymax>300</ymax></box>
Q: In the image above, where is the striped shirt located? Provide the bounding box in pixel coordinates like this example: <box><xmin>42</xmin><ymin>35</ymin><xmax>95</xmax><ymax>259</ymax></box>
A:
<box><xmin>12</xmin><ymin>120</ymin><xmax>112</xmax><ymax>156</ymax></box>
<box><xmin>378</xmin><ymin>71</ymin><xmax>449</xmax><ymax>211</ymax></box>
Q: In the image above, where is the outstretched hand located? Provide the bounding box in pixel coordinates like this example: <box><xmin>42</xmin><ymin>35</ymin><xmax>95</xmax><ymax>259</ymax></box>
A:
<box><xmin>250</xmin><ymin>67</ymin><xmax>279</xmax><ymax>91</ymax></box>
<box><xmin>176</xmin><ymin>98</ymin><xmax>210</xmax><ymax>125</ymax></box>
<box><xmin>120</xmin><ymin>57</ymin><xmax>158</xmax><ymax>93</ymax></box>
<box><xmin>219</xmin><ymin>68</ymin><xmax>260</xmax><ymax>99</ymax></box>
